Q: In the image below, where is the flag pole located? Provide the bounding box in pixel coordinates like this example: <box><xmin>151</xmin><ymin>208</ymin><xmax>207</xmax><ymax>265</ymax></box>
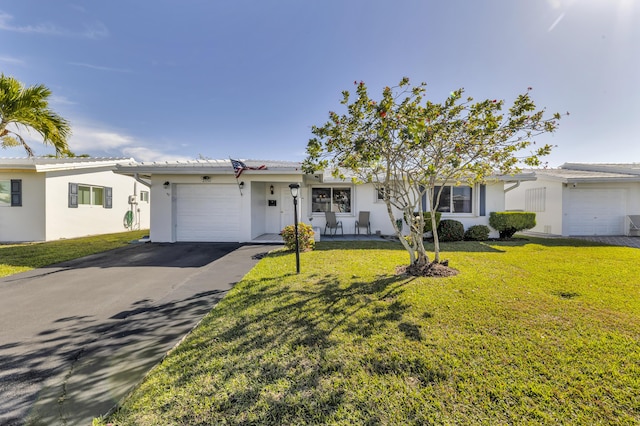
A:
<box><xmin>230</xmin><ymin>157</ymin><xmax>243</xmax><ymax>196</ymax></box>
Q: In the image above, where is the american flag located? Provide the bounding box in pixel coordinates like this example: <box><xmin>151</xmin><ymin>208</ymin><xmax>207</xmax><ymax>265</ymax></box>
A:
<box><xmin>231</xmin><ymin>159</ymin><xmax>266</xmax><ymax>178</ymax></box>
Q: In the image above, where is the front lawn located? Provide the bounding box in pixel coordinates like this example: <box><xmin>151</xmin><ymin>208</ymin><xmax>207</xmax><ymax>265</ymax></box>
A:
<box><xmin>0</xmin><ymin>230</ymin><xmax>149</xmax><ymax>277</ymax></box>
<box><xmin>103</xmin><ymin>238</ymin><xmax>640</xmax><ymax>425</ymax></box>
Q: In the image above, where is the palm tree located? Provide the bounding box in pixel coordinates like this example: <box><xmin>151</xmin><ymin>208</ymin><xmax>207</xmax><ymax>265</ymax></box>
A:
<box><xmin>0</xmin><ymin>74</ymin><xmax>71</xmax><ymax>157</ymax></box>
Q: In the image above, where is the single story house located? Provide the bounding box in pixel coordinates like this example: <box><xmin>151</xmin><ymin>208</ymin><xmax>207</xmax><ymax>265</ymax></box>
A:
<box><xmin>0</xmin><ymin>157</ymin><xmax>150</xmax><ymax>242</ymax></box>
<box><xmin>115</xmin><ymin>158</ymin><xmax>511</xmax><ymax>243</ymax></box>
<box><xmin>504</xmin><ymin>163</ymin><xmax>640</xmax><ymax>236</ymax></box>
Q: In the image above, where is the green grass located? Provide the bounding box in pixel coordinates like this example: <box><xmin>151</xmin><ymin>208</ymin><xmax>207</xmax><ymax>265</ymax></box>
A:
<box><xmin>103</xmin><ymin>237</ymin><xmax>640</xmax><ymax>425</ymax></box>
<box><xmin>0</xmin><ymin>230</ymin><xmax>149</xmax><ymax>277</ymax></box>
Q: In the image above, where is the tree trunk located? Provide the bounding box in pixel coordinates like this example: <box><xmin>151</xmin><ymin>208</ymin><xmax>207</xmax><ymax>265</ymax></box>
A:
<box><xmin>431</xmin><ymin>210</ymin><xmax>441</xmax><ymax>263</ymax></box>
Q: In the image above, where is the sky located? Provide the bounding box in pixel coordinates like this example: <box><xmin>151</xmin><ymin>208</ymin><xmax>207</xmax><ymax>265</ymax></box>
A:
<box><xmin>0</xmin><ymin>0</ymin><xmax>638</xmax><ymax>166</ymax></box>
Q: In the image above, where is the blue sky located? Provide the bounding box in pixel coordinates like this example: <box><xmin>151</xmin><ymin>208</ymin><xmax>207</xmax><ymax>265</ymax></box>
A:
<box><xmin>1</xmin><ymin>0</ymin><xmax>638</xmax><ymax>166</ymax></box>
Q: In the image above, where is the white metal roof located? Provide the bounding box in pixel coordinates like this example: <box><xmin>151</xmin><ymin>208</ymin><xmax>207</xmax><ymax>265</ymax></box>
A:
<box><xmin>512</xmin><ymin>163</ymin><xmax>640</xmax><ymax>183</ymax></box>
<box><xmin>115</xmin><ymin>159</ymin><xmax>303</xmax><ymax>176</ymax></box>
<box><xmin>0</xmin><ymin>157</ymin><xmax>135</xmax><ymax>172</ymax></box>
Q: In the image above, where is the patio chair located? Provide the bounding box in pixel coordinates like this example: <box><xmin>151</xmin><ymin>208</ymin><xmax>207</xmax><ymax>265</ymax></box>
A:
<box><xmin>324</xmin><ymin>211</ymin><xmax>343</xmax><ymax>235</ymax></box>
<box><xmin>355</xmin><ymin>211</ymin><xmax>371</xmax><ymax>235</ymax></box>
<box><xmin>628</xmin><ymin>215</ymin><xmax>640</xmax><ymax>236</ymax></box>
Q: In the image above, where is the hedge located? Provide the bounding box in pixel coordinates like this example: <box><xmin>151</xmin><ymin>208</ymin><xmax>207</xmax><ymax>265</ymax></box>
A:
<box><xmin>489</xmin><ymin>211</ymin><xmax>536</xmax><ymax>239</ymax></box>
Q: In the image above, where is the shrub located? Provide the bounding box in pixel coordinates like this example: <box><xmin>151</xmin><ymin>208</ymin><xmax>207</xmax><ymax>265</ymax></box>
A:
<box><xmin>437</xmin><ymin>219</ymin><xmax>465</xmax><ymax>242</ymax></box>
<box><xmin>464</xmin><ymin>225</ymin><xmax>490</xmax><ymax>241</ymax></box>
<box><xmin>281</xmin><ymin>223</ymin><xmax>315</xmax><ymax>251</ymax></box>
<box><xmin>413</xmin><ymin>211</ymin><xmax>442</xmax><ymax>233</ymax></box>
<box><xmin>404</xmin><ymin>212</ymin><xmax>442</xmax><ymax>234</ymax></box>
<box><xmin>489</xmin><ymin>211</ymin><xmax>536</xmax><ymax>239</ymax></box>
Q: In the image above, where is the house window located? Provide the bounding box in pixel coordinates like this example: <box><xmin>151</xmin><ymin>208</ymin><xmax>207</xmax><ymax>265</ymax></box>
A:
<box><xmin>69</xmin><ymin>183</ymin><xmax>112</xmax><ymax>208</ymax></box>
<box><xmin>434</xmin><ymin>185</ymin><xmax>473</xmax><ymax>213</ymax></box>
<box><xmin>0</xmin><ymin>180</ymin><xmax>21</xmax><ymax>207</ymax></box>
<box><xmin>312</xmin><ymin>187</ymin><xmax>352</xmax><ymax>213</ymax></box>
<box><xmin>525</xmin><ymin>187</ymin><xmax>546</xmax><ymax>212</ymax></box>
<box><xmin>0</xmin><ymin>180</ymin><xmax>10</xmax><ymax>206</ymax></box>
<box><xmin>140</xmin><ymin>191</ymin><xmax>149</xmax><ymax>202</ymax></box>
<box><xmin>78</xmin><ymin>185</ymin><xmax>104</xmax><ymax>205</ymax></box>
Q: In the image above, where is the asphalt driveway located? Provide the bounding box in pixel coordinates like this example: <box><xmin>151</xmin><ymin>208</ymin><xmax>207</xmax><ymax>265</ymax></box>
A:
<box><xmin>0</xmin><ymin>242</ymin><xmax>275</xmax><ymax>426</ymax></box>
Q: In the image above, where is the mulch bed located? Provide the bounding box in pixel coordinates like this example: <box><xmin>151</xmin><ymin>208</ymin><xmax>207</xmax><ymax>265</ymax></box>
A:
<box><xmin>396</xmin><ymin>261</ymin><xmax>459</xmax><ymax>277</ymax></box>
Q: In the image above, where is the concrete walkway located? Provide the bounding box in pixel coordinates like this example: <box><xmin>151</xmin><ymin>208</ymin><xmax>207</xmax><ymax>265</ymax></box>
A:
<box><xmin>0</xmin><ymin>243</ymin><xmax>278</xmax><ymax>426</ymax></box>
<box><xmin>569</xmin><ymin>235</ymin><xmax>640</xmax><ymax>249</ymax></box>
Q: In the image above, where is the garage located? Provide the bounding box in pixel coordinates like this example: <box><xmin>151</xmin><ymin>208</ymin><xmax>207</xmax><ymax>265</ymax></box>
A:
<box><xmin>175</xmin><ymin>184</ymin><xmax>240</xmax><ymax>242</ymax></box>
<box><xmin>565</xmin><ymin>189</ymin><xmax>626</xmax><ymax>236</ymax></box>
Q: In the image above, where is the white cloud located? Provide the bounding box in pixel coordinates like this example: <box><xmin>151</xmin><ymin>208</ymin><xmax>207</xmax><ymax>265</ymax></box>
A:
<box><xmin>0</xmin><ymin>55</ymin><xmax>25</xmax><ymax>66</ymax></box>
<box><xmin>69</xmin><ymin>126</ymin><xmax>133</xmax><ymax>152</ymax></box>
<box><xmin>49</xmin><ymin>95</ymin><xmax>76</xmax><ymax>106</ymax></box>
<box><xmin>68</xmin><ymin>62</ymin><xmax>132</xmax><ymax>73</ymax></box>
<box><xmin>0</xmin><ymin>10</ymin><xmax>108</xmax><ymax>39</ymax></box>
<box><xmin>67</xmin><ymin>124</ymin><xmax>191</xmax><ymax>162</ymax></box>
<box><xmin>546</xmin><ymin>0</ymin><xmax>563</xmax><ymax>10</ymax></box>
<box><xmin>122</xmin><ymin>146</ymin><xmax>191</xmax><ymax>163</ymax></box>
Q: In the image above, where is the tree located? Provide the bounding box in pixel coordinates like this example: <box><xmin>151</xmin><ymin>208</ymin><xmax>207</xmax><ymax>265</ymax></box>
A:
<box><xmin>0</xmin><ymin>74</ymin><xmax>71</xmax><ymax>157</ymax></box>
<box><xmin>304</xmin><ymin>78</ymin><xmax>563</xmax><ymax>271</ymax></box>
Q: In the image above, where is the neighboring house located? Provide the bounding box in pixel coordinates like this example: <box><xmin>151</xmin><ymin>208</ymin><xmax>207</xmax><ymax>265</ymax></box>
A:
<box><xmin>0</xmin><ymin>157</ymin><xmax>150</xmax><ymax>242</ymax></box>
<box><xmin>504</xmin><ymin>163</ymin><xmax>640</xmax><ymax>236</ymax></box>
<box><xmin>115</xmin><ymin>159</ymin><xmax>509</xmax><ymax>243</ymax></box>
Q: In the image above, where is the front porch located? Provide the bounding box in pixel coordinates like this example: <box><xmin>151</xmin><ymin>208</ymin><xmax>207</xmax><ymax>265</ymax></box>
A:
<box><xmin>250</xmin><ymin>233</ymin><xmax>388</xmax><ymax>244</ymax></box>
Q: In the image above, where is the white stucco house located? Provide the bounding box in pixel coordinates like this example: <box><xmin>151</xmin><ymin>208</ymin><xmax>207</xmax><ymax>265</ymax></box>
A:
<box><xmin>115</xmin><ymin>158</ymin><xmax>510</xmax><ymax>243</ymax></box>
<box><xmin>0</xmin><ymin>157</ymin><xmax>150</xmax><ymax>242</ymax></box>
<box><xmin>504</xmin><ymin>163</ymin><xmax>640</xmax><ymax>236</ymax></box>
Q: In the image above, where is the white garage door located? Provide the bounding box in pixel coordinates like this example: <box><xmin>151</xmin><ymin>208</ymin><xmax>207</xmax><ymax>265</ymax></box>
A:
<box><xmin>176</xmin><ymin>184</ymin><xmax>240</xmax><ymax>242</ymax></box>
<box><xmin>566</xmin><ymin>189</ymin><xmax>625</xmax><ymax>236</ymax></box>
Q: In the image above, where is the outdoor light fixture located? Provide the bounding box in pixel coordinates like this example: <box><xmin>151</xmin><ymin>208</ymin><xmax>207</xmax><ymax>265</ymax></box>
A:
<box><xmin>270</xmin><ymin>185</ymin><xmax>274</xmax><ymax>194</ymax></box>
<box><xmin>163</xmin><ymin>181</ymin><xmax>170</xmax><ymax>189</ymax></box>
<box><xmin>289</xmin><ymin>183</ymin><xmax>301</xmax><ymax>274</ymax></box>
<box><xmin>239</xmin><ymin>181</ymin><xmax>245</xmax><ymax>189</ymax></box>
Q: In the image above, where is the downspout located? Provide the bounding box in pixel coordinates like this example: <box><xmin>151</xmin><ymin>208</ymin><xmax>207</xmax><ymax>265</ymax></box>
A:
<box><xmin>504</xmin><ymin>181</ymin><xmax>521</xmax><ymax>193</ymax></box>
<box><xmin>133</xmin><ymin>173</ymin><xmax>151</xmax><ymax>188</ymax></box>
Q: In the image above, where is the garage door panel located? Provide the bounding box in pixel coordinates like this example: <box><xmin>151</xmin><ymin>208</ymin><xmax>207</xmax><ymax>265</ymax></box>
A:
<box><xmin>176</xmin><ymin>184</ymin><xmax>240</xmax><ymax>242</ymax></box>
<box><xmin>566</xmin><ymin>189</ymin><xmax>625</xmax><ymax>236</ymax></box>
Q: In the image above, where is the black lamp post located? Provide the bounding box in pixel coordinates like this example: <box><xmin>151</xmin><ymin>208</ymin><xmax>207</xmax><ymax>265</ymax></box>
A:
<box><xmin>289</xmin><ymin>183</ymin><xmax>300</xmax><ymax>274</ymax></box>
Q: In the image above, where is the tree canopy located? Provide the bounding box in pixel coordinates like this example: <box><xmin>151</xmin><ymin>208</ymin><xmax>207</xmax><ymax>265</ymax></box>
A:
<box><xmin>0</xmin><ymin>74</ymin><xmax>71</xmax><ymax>157</ymax></box>
<box><xmin>304</xmin><ymin>78</ymin><xmax>563</xmax><ymax>272</ymax></box>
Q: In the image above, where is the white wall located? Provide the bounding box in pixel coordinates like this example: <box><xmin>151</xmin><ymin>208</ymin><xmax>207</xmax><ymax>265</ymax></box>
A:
<box><xmin>44</xmin><ymin>168</ymin><xmax>150</xmax><ymax>240</ymax></box>
<box><xmin>307</xmin><ymin>181</ymin><xmax>503</xmax><ymax>237</ymax></box>
<box><xmin>0</xmin><ymin>172</ymin><xmax>46</xmax><ymax>242</ymax></box>
<box><xmin>505</xmin><ymin>178</ymin><xmax>564</xmax><ymax>235</ymax></box>
<box><xmin>506</xmin><ymin>178</ymin><xmax>640</xmax><ymax>236</ymax></box>
<box><xmin>148</xmin><ymin>174</ymin><xmax>306</xmax><ymax>243</ymax></box>
<box><xmin>251</xmin><ymin>182</ymin><xmax>267</xmax><ymax>238</ymax></box>
<box><xmin>0</xmin><ymin>168</ymin><xmax>149</xmax><ymax>242</ymax></box>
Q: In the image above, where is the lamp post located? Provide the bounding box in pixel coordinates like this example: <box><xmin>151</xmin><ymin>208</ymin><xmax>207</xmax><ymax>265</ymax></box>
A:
<box><xmin>289</xmin><ymin>183</ymin><xmax>300</xmax><ymax>274</ymax></box>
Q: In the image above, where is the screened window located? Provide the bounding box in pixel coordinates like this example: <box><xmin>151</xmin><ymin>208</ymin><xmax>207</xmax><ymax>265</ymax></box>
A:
<box><xmin>77</xmin><ymin>185</ymin><xmax>106</xmax><ymax>206</ymax></box>
<box><xmin>434</xmin><ymin>185</ymin><xmax>473</xmax><ymax>213</ymax></box>
<box><xmin>140</xmin><ymin>191</ymin><xmax>149</xmax><ymax>202</ymax></box>
<box><xmin>0</xmin><ymin>179</ymin><xmax>25</xmax><ymax>206</ymax></box>
<box><xmin>312</xmin><ymin>187</ymin><xmax>352</xmax><ymax>213</ymax></box>
<box><xmin>0</xmin><ymin>180</ymin><xmax>10</xmax><ymax>206</ymax></box>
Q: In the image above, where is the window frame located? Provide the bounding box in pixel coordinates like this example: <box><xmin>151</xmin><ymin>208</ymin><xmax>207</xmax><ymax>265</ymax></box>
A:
<box><xmin>311</xmin><ymin>186</ymin><xmax>353</xmax><ymax>215</ymax></box>
<box><xmin>140</xmin><ymin>190</ymin><xmax>150</xmax><ymax>202</ymax></box>
<box><xmin>69</xmin><ymin>183</ymin><xmax>112</xmax><ymax>208</ymax></box>
<box><xmin>432</xmin><ymin>184</ymin><xmax>475</xmax><ymax>215</ymax></box>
